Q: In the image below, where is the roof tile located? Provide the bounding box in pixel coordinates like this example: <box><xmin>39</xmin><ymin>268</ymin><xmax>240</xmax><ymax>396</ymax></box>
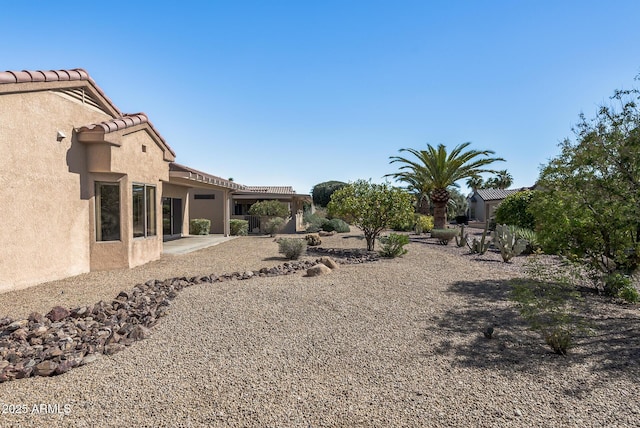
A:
<box><xmin>0</xmin><ymin>68</ymin><xmax>90</xmax><ymax>85</ymax></box>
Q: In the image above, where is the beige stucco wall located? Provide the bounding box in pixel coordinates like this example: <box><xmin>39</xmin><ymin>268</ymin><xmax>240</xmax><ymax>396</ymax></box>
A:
<box><xmin>0</xmin><ymin>90</ymin><xmax>112</xmax><ymax>292</ymax></box>
<box><xmin>89</xmin><ymin>127</ymin><xmax>169</xmax><ymax>270</ymax></box>
<box><xmin>0</xmin><ymin>88</ymin><xmax>173</xmax><ymax>292</ymax></box>
<box><xmin>190</xmin><ymin>188</ymin><xmax>226</xmax><ymax>234</ymax></box>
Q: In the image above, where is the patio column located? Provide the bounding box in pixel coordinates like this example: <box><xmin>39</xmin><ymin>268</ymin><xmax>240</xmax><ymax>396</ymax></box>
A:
<box><xmin>223</xmin><ymin>189</ymin><xmax>231</xmax><ymax>236</ymax></box>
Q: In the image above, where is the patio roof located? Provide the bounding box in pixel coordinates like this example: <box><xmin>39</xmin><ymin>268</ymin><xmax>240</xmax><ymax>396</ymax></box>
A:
<box><xmin>169</xmin><ymin>163</ymin><xmax>245</xmax><ymax>191</ymax></box>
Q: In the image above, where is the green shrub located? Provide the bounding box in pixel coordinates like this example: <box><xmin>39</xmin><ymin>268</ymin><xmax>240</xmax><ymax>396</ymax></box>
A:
<box><xmin>248</xmin><ymin>200</ymin><xmax>289</xmax><ymax>218</ymax></box>
<box><xmin>278</xmin><ymin>238</ymin><xmax>307</xmax><ymax>260</ymax></box>
<box><xmin>229</xmin><ymin>219</ymin><xmax>248</xmax><ymax>236</ymax></box>
<box><xmin>415</xmin><ymin>215</ymin><xmax>434</xmax><ymax>234</ymax></box>
<box><xmin>391</xmin><ymin>217</ymin><xmax>415</xmax><ymax>232</ymax></box>
<box><xmin>323</xmin><ymin>218</ymin><xmax>350</xmax><ymax>233</ymax></box>
<box><xmin>430</xmin><ymin>228</ymin><xmax>459</xmax><ymax>245</ymax></box>
<box><xmin>265</xmin><ymin>217</ymin><xmax>286</xmax><ymax>236</ymax></box>
<box><xmin>510</xmin><ymin>256</ymin><xmax>587</xmax><ymax>356</ymax></box>
<box><xmin>544</xmin><ymin>327</ymin><xmax>573</xmax><ymax>356</ymax></box>
<box><xmin>495</xmin><ymin>190</ymin><xmax>536</xmax><ymax>230</ymax></box>
<box><xmin>604</xmin><ymin>273</ymin><xmax>639</xmax><ymax>303</ymax></box>
<box><xmin>304</xmin><ymin>212</ymin><xmax>329</xmax><ymax>233</ymax></box>
<box><xmin>189</xmin><ymin>218</ymin><xmax>211</xmax><ymax>235</ymax></box>
<box><xmin>378</xmin><ymin>233</ymin><xmax>409</xmax><ymax>258</ymax></box>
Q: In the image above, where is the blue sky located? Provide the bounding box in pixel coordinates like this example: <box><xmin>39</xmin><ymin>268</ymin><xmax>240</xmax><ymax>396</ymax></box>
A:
<box><xmin>2</xmin><ymin>1</ymin><xmax>639</xmax><ymax>195</ymax></box>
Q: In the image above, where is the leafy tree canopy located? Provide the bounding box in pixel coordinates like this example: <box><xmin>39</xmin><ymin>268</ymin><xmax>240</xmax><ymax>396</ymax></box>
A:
<box><xmin>533</xmin><ymin>78</ymin><xmax>640</xmax><ymax>273</ymax></box>
<box><xmin>327</xmin><ymin>180</ymin><xmax>414</xmax><ymax>251</ymax></box>
<box><xmin>248</xmin><ymin>200</ymin><xmax>290</xmax><ymax>218</ymax></box>
<box><xmin>311</xmin><ymin>181</ymin><xmax>347</xmax><ymax>207</ymax></box>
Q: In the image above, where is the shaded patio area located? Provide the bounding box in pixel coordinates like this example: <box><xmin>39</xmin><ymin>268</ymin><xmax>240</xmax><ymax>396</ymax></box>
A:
<box><xmin>162</xmin><ymin>234</ymin><xmax>237</xmax><ymax>255</ymax></box>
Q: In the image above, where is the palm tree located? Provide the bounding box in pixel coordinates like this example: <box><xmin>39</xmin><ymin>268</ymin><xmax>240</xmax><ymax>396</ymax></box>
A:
<box><xmin>387</xmin><ymin>142</ymin><xmax>504</xmax><ymax>229</ymax></box>
<box><xmin>465</xmin><ymin>175</ymin><xmax>484</xmax><ymax>193</ymax></box>
<box><xmin>389</xmin><ymin>169</ymin><xmax>433</xmax><ymax>215</ymax></box>
<box><xmin>493</xmin><ymin>169</ymin><xmax>513</xmax><ymax>189</ymax></box>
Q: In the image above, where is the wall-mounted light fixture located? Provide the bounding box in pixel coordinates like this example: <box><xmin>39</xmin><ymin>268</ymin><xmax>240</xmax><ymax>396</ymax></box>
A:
<box><xmin>56</xmin><ymin>131</ymin><xmax>66</xmax><ymax>142</ymax></box>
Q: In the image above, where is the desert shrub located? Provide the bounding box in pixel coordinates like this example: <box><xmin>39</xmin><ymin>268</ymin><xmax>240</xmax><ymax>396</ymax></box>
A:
<box><xmin>430</xmin><ymin>228</ymin><xmax>458</xmax><ymax>245</ymax></box>
<box><xmin>391</xmin><ymin>217</ymin><xmax>415</xmax><ymax>232</ymax></box>
<box><xmin>229</xmin><ymin>219</ymin><xmax>248</xmax><ymax>236</ymax></box>
<box><xmin>304</xmin><ymin>234</ymin><xmax>322</xmax><ymax>246</ymax></box>
<box><xmin>304</xmin><ymin>212</ymin><xmax>329</xmax><ymax>233</ymax></box>
<box><xmin>494</xmin><ymin>190</ymin><xmax>536</xmax><ymax>230</ymax></box>
<box><xmin>323</xmin><ymin>218</ymin><xmax>350</xmax><ymax>233</ymax></box>
<box><xmin>189</xmin><ymin>218</ymin><xmax>211</xmax><ymax>235</ymax></box>
<box><xmin>278</xmin><ymin>238</ymin><xmax>307</xmax><ymax>260</ymax></box>
<box><xmin>604</xmin><ymin>273</ymin><xmax>639</xmax><ymax>303</ymax></box>
<box><xmin>264</xmin><ymin>217</ymin><xmax>286</xmax><ymax>236</ymax></box>
<box><xmin>378</xmin><ymin>233</ymin><xmax>409</xmax><ymax>258</ymax></box>
<box><xmin>510</xmin><ymin>256</ymin><xmax>588</xmax><ymax>355</ymax></box>
<box><xmin>248</xmin><ymin>200</ymin><xmax>289</xmax><ymax>218</ymax></box>
<box><xmin>414</xmin><ymin>215</ymin><xmax>434</xmax><ymax>234</ymax></box>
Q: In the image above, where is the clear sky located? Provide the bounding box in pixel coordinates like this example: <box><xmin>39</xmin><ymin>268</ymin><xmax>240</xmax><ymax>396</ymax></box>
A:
<box><xmin>2</xmin><ymin>1</ymin><xmax>639</xmax><ymax>195</ymax></box>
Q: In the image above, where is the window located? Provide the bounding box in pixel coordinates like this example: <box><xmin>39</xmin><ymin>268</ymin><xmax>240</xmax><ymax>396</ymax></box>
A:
<box><xmin>96</xmin><ymin>182</ymin><xmax>120</xmax><ymax>241</ymax></box>
<box><xmin>194</xmin><ymin>194</ymin><xmax>215</xmax><ymax>200</ymax></box>
<box><xmin>133</xmin><ymin>184</ymin><xmax>156</xmax><ymax>238</ymax></box>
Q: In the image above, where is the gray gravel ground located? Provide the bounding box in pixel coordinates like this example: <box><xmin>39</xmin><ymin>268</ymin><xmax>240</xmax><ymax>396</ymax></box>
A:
<box><xmin>0</xmin><ymin>231</ymin><xmax>639</xmax><ymax>427</ymax></box>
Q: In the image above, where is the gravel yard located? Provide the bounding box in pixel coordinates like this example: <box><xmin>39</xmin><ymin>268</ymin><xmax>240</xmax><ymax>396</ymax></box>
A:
<box><xmin>0</xmin><ymin>231</ymin><xmax>638</xmax><ymax>427</ymax></box>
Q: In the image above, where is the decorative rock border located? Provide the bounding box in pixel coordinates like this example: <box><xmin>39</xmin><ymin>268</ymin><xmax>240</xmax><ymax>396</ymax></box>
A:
<box><xmin>0</xmin><ymin>251</ymin><xmax>378</xmax><ymax>383</ymax></box>
<box><xmin>306</xmin><ymin>247</ymin><xmax>379</xmax><ymax>264</ymax></box>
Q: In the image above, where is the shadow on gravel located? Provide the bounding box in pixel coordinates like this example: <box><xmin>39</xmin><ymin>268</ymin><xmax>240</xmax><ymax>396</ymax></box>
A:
<box><xmin>427</xmin><ymin>278</ymin><xmax>640</xmax><ymax>384</ymax></box>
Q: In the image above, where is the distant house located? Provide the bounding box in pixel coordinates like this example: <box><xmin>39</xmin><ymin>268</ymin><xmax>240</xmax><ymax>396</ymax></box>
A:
<box><xmin>0</xmin><ymin>68</ymin><xmax>309</xmax><ymax>292</ymax></box>
<box><xmin>467</xmin><ymin>187</ymin><xmax>533</xmax><ymax>222</ymax></box>
<box><xmin>232</xmin><ymin>186</ymin><xmax>311</xmax><ymax>234</ymax></box>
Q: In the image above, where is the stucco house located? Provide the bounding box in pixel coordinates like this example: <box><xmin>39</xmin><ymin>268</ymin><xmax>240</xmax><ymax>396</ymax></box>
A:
<box><xmin>467</xmin><ymin>187</ymin><xmax>533</xmax><ymax>222</ymax></box>
<box><xmin>0</xmin><ymin>68</ymin><xmax>309</xmax><ymax>292</ymax></box>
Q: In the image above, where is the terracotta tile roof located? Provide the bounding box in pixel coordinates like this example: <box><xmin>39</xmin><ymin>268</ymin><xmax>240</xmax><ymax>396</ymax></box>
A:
<box><xmin>0</xmin><ymin>68</ymin><xmax>176</xmax><ymax>158</ymax></box>
<box><xmin>0</xmin><ymin>68</ymin><xmax>121</xmax><ymax>116</ymax></box>
<box><xmin>0</xmin><ymin>68</ymin><xmax>90</xmax><ymax>84</ymax></box>
<box><xmin>169</xmin><ymin>163</ymin><xmax>245</xmax><ymax>191</ymax></box>
<box><xmin>77</xmin><ymin>113</ymin><xmax>148</xmax><ymax>133</ymax></box>
<box><xmin>243</xmin><ymin>186</ymin><xmax>296</xmax><ymax>194</ymax></box>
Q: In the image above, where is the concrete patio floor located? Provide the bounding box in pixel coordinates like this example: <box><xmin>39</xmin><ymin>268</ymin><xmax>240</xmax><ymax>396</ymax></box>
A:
<box><xmin>162</xmin><ymin>234</ymin><xmax>237</xmax><ymax>255</ymax></box>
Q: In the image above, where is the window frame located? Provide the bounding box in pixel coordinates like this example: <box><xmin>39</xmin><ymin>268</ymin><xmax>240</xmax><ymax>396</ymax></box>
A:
<box><xmin>132</xmin><ymin>183</ymin><xmax>157</xmax><ymax>239</ymax></box>
<box><xmin>95</xmin><ymin>181</ymin><xmax>121</xmax><ymax>242</ymax></box>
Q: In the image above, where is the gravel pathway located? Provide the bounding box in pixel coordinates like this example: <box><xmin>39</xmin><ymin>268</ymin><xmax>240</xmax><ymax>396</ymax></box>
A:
<box><xmin>0</xmin><ymin>231</ymin><xmax>638</xmax><ymax>427</ymax></box>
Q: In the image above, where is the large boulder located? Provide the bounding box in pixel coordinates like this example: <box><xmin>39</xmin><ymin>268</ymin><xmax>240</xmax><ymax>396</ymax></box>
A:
<box><xmin>318</xmin><ymin>256</ymin><xmax>339</xmax><ymax>270</ymax></box>
<box><xmin>306</xmin><ymin>264</ymin><xmax>332</xmax><ymax>277</ymax></box>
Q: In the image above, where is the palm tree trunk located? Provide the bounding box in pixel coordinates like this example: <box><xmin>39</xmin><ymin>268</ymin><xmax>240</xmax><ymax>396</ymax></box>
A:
<box><xmin>433</xmin><ymin>200</ymin><xmax>448</xmax><ymax>229</ymax></box>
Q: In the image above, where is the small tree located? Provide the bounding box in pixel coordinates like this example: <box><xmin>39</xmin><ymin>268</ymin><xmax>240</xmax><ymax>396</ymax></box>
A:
<box><xmin>327</xmin><ymin>180</ymin><xmax>414</xmax><ymax>251</ymax></box>
<box><xmin>494</xmin><ymin>190</ymin><xmax>536</xmax><ymax>230</ymax></box>
<box><xmin>248</xmin><ymin>200</ymin><xmax>289</xmax><ymax>218</ymax></box>
<box><xmin>311</xmin><ymin>181</ymin><xmax>347</xmax><ymax>207</ymax></box>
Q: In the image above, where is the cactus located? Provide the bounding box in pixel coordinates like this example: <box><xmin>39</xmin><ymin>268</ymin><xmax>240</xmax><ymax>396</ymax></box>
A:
<box><xmin>454</xmin><ymin>224</ymin><xmax>467</xmax><ymax>247</ymax></box>
<box><xmin>492</xmin><ymin>224</ymin><xmax>528</xmax><ymax>262</ymax></box>
<box><xmin>466</xmin><ymin>222</ymin><xmax>490</xmax><ymax>254</ymax></box>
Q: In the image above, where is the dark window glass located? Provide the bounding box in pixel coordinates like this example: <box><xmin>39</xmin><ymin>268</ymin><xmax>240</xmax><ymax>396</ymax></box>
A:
<box><xmin>96</xmin><ymin>182</ymin><xmax>120</xmax><ymax>241</ymax></box>
<box><xmin>132</xmin><ymin>184</ymin><xmax>145</xmax><ymax>238</ymax></box>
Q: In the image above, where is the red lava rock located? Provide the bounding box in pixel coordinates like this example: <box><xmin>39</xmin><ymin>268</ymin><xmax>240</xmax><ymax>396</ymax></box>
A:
<box><xmin>34</xmin><ymin>360</ymin><xmax>58</xmax><ymax>377</ymax></box>
<box><xmin>46</xmin><ymin>306</ymin><xmax>70</xmax><ymax>322</ymax></box>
